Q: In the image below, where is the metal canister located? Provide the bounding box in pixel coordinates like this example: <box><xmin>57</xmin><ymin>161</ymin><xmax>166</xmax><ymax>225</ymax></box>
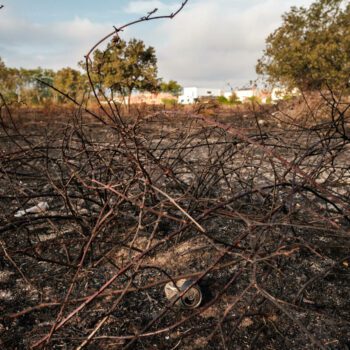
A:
<box><xmin>164</xmin><ymin>279</ymin><xmax>202</xmax><ymax>309</ymax></box>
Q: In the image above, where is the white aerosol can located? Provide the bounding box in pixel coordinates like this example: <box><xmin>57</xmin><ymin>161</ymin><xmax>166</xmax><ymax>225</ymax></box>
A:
<box><xmin>164</xmin><ymin>279</ymin><xmax>202</xmax><ymax>309</ymax></box>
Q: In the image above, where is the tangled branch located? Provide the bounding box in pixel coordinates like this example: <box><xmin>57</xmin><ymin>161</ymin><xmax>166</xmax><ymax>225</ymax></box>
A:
<box><xmin>1</xmin><ymin>1</ymin><xmax>350</xmax><ymax>350</ymax></box>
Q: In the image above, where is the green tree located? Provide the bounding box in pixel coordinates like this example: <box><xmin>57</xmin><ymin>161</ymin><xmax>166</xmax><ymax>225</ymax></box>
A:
<box><xmin>30</xmin><ymin>68</ymin><xmax>55</xmax><ymax>104</ymax></box>
<box><xmin>0</xmin><ymin>57</ymin><xmax>6</xmax><ymax>82</ymax></box>
<box><xmin>54</xmin><ymin>67</ymin><xmax>87</xmax><ymax>103</ymax></box>
<box><xmin>16</xmin><ymin>68</ymin><xmax>37</xmax><ymax>104</ymax></box>
<box><xmin>256</xmin><ymin>0</ymin><xmax>350</xmax><ymax>91</ymax></box>
<box><xmin>228</xmin><ymin>92</ymin><xmax>242</xmax><ymax>105</ymax></box>
<box><xmin>91</xmin><ymin>37</ymin><xmax>159</xmax><ymax>105</ymax></box>
<box><xmin>159</xmin><ymin>80</ymin><xmax>182</xmax><ymax>96</ymax></box>
<box><xmin>217</xmin><ymin>96</ymin><xmax>229</xmax><ymax>105</ymax></box>
<box><xmin>0</xmin><ymin>58</ymin><xmax>20</xmax><ymax>102</ymax></box>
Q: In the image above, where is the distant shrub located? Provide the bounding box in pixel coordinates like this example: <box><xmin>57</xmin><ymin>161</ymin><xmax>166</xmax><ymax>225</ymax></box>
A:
<box><xmin>265</xmin><ymin>96</ymin><xmax>272</xmax><ymax>105</ymax></box>
<box><xmin>283</xmin><ymin>94</ymin><xmax>293</xmax><ymax>101</ymax></box>
<box><xmin>217</xmin><ymin>94</ymin><xmax>242</xmax><ymax>106</ymax></box>
<box><xmin>217</xmin><ymin>96</ymin><xmax>229</xmax><ymax>104</ymax></box>
<box><xmin>162</xmin><ymin>98</ymin><xmax>177</xmax><ymax>107</ymax></box>
<box><xmin>229</xmin><ymin>92</ymin><xmax>242</xmax><ymax>105</ymax></box>
<box><xmin>248</xmin><ymin>96</ymin><xmax>262</xmax><ymax>104</ymax></box>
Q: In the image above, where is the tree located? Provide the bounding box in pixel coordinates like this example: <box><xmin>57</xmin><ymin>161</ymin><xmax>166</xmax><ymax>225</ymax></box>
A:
<box><xmin>160</xmin><ymin>80</ymin><xmax>182</xmax><ymax>96</ymax></box>
<box><xmin>256</xmin><ymin>0</ymin><xmax>350</xmax><ymax>91</ymax></box>
<box><xmin>16</xmin><ymin>68</ymin><xmax>37</xmax><ymax>104</ymax></box>
<box><xmin>228</xmin><ymin>92</ymin><xmax>242</xmax><ymax>105</ymax></box>
<box><xmin>0</xmin><ymin>57</ymin><xmax>21</xmax><ymax>102</ymax></box>
<box><xmin>0</xmin><ymin>57</ymin><xmax>9</xmax><ymax>94</ymax></box>
<box><xmin>54</xmin><ymin>67</ymin><xmax>88</xmax><ymax>103</ymax></box>
<box><xmin>30</xmin><ymin>68</ymin><xmax>55</xmax><ymax>104</ymax></box>
<box><xmin>91</xmin><ymin>37</ymin><xmax>159</xmax><ymax>105</ymax></box>
<box><xmin>0</xmin><ymin>57</ymin><xmax>5</xmax><ymax>73</ymax></box>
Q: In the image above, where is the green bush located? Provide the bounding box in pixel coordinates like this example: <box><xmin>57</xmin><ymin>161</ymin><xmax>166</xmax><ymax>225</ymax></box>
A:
<box><xmin>229</xmin><ymin>92</ymin><xmax>242</xmax><ymax>105</ymax></box>
<box><xmin>217</xmin><ymin>96</ymin><xmax>229</xmax><ymax>104</ymax></box>
<box><xmin>247</xmin><ymin>96</ymin><xmax>262</xmax><ymax>104</ymax></box>
<box><xmin>161</xmin><ymin>98</ymin><xmax>177</xmax><ymax>107</ymax></box>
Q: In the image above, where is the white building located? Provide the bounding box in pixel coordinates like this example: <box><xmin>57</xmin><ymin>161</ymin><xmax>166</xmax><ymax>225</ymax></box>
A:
<box><xmin>178</xmin><ymin>86</ymin><xmax>265</xmax><ymax>105</ymax></box>
<box><xmin>224</xmin><ymin>91</ymin><xmax>233</xmax><ymax>100</ymax></box>
<box><xmin>271</xmin><ymin>87</ymin><xmax>300</xmax><ymax>102</ymax></box>
<box><xmin>271</xmin><ymin>87</ymin><xmax>285</xmax><ymax>102</ymax></box>
<box><xmin>235</xmin><ymin>88</ymin><xmax>256</xmax><ymax>102</ymax></box>
<box><xmin>178</xmin><ymin>87</ymin><xmax>222</xmax><ymax>104</ymax></box>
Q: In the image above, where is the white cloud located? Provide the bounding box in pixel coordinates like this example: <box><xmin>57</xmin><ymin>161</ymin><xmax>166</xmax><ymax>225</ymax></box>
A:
<box><xmin>0</xmin><ymin>14</ymin><xmax>113</xmax><ymax>69</ymax></box>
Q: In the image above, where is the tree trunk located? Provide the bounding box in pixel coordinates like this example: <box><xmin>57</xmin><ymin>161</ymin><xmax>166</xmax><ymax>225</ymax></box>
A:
<box><xmin>127</xmin><ymin>93</ymin><xmax>131</xmax><ymax>113</ymax></box>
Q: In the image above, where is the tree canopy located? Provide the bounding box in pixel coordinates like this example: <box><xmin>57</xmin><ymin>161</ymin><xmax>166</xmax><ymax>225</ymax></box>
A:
<box><xmin>0</xmin><ymin>37</ymin><xmax>167</xmax><ymax>106</ymax></box>
<box><xmin>54</xmin><ymin>67</ymin><xmax>88</xmax><ymax>102</ymax></box>
<box><xmin>90</xmin><ymin>37</ymin><xmax>159</xmax><ymax>102</ymax></box>
<box><xmin>159</xmin><ymin>80</ymin><xmax>182</xmax><ymax>96</ymax></box>
<box><xmin>0</xmin><ymin>58</ymin><xmax>87</xmax><ymax>105</ymax></box>
<box><xmin>256</xmin><ymin>0</ymin><xmax>350</xmax><ymax>91</ymax></box>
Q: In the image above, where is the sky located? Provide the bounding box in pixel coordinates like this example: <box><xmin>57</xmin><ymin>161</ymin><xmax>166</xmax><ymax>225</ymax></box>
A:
<box><xmin>0</xmin><ymin>0</ymin><xmax>315</xmax><ymax>89</ymax></box>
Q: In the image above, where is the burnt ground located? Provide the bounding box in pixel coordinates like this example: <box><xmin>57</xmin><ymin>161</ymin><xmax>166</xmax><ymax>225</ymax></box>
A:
<box><xmin>0</xmin><ymin>102</ymin><xmax>350</xmax><ymax>349</ymax></box>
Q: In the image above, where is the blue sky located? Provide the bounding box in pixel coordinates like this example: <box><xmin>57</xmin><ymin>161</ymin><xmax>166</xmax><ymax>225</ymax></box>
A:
<box><xmin>0</xmin><ymin>0</ymin><xmax>314</xmax><ymax>88</ymax></box>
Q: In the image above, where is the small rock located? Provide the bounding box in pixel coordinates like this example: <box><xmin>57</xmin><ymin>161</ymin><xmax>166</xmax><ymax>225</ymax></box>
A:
<box><xmin>0</xmin><ymin>290</ymin><xmax>13</xmax><ymax>301</ymax></box>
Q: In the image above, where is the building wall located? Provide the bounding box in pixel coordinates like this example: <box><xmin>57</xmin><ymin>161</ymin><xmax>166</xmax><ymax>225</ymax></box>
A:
<box><xmin>115</xmin><ymin>92</ymin><xmax>176</xmax><ymax>105</ymax></box>
<box><xmin>178</xmin><ymin>87</ymin><xmax>223</xmax><ymax>104</ymax></box>
<box><xmin>179</xmin><ymin>87</ymin><xmax>198</xmax><ymax>104</ymax></box>
<box><xmin>178</xmin><ymin>86</ymin><xmax>279</xmax><ymax>105</ymax></box>
<box><xmin>271</xmin><ymin>87</ymin><xmax>299</xmax><ymax>102</ymax></box>
<box><xmin>196</xmin><ymin>88</ymin><xmax>222</xmax><ymax>97</ymax></box>
<box><xmin>224</xmin><ymin>92</ymin><xmax>233</xmax><ymax>100</ymax></box>
<box><xmin>236</xmin><ymin>89</ymin><xmax>256</xmax><ymax>102</ymax></box>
